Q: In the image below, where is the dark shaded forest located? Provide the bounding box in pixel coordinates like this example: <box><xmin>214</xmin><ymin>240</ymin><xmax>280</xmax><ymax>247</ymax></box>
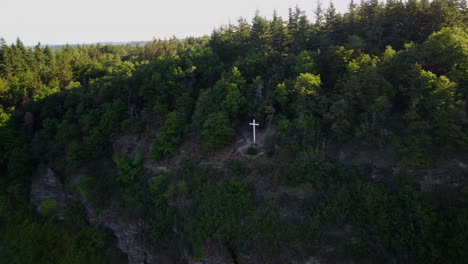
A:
<box><xmin>0</xmin><ymin>0</ymin><xmax>467</xmax><ymax>263</ymax></box>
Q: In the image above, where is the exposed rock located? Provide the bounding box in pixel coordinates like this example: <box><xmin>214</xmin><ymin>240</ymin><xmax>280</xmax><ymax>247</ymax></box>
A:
<box><xmin>304</xmin><ymin>257</ymin><xmax>321</xmax><ymax>264</ymax></box>
<box><xmin>457</xmin><ymin>160</ymin><xmax>467</xmax><ymax>171</ymax></box>
<box><xmin>112</xmin><ymin>221</ymin><xmax>155</xmax><ymax>264</ymax></box>
<box><xmin>30</xmin><ymin>168</ymin><xmax>67</xmax><ymax>216</ymax></box>
<box><xmin>411</xmin><ymin>154</ymin><xmax>468</xmax><ymax>192</ymax></box>
<box><xmin>156</xmin><ymin>166</ymin><xmax>169</xmax><ymax>172</ymax></box>
<box><xmin>31</xmin><ymin>166</ymin><xmax>158</xmax><ymax>264</ymax></box>
<box><xmin>69</xmin><ymin>175</ymin><xmax>159</xmax><ymax>264</ymax></box>
<box><xmin>30</xmin><ymin>132</ymin><xmax>41</xmax><ymax>153</ymax></box>
<box><xmin>24</xmin><ymin>112</ymin><xmax>34</xmax><ymax>136</ymax></box>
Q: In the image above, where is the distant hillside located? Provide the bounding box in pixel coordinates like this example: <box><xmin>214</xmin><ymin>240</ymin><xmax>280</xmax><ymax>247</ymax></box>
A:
<box><xmin>28</xmin><ymin>40</ymin><xmax>151</xmax><ymax>50</ymax></box>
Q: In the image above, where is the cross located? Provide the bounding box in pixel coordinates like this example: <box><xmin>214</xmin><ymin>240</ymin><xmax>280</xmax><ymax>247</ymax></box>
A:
<box><xmin>249</xmin><ymin>119</ymin><xmax>259</xmax><ymax>144</ymax></box>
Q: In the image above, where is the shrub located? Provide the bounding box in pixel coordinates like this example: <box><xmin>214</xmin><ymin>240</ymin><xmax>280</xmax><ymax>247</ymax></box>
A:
<box><xmin>145</xmin><ymin>173</ymin><xmax>177</xmax><ymax>245</ymax></box>
<box><xmin>201</xmin><ymin>112</ymin><xmax>234</xmax><ymax>150</ymax></box>
<box><xmin>177</xmin><ymin>180</ymin><xmax>188</xmax><ymax>196</ymax></box>
<box><xmin>189</xmin><ymin>179</ymin><xmax>254</xmax><ymax>247</ymax></box>
<box><xmin>39</xmin><ymin>199</ymin><xmax>57</xmax><ymax>215</ymax></box>
<box><xmin>112</xmin><ymin>154</ymin><xmax>144</xmax><ymax>184</ymax></box>
<box><xmin>246</xmin><ymin>146</ymin><xmax>257</xmax><ymax>155</ymax></box>
<box><xmin>78</xmin><ymin>177</ymin><xmax>94</xmax><ymax>199</ymax></box>
<box><xmin>62</xmin><ymin>202</ymin><xmax>88</xmax><ymax>227</ymax></box>
<box><xmin>149</xmin><ymin>111</ymin><xmax>185</xmax><ymax>160</ymax></box>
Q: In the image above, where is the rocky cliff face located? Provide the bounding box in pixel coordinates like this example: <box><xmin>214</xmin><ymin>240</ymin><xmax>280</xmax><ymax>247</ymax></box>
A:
<box><xmin>76</xmin><ymin>194</ymin><xmax>158</xmax><ymax>264</ymax></box>
<box><xmin>30</xmin><ymin>132</ymin><xmax>467</xmax><ymax>264</ymax></box>
<box><xmin>31</xmin><ymin>168</ymin><xmax>158</xmax><ymax>264</ymax></box>
<box><xmin>30</xmin><ymin>168</ymin><xmax>67</xmax><ymax>217</ymax></box>
<box><xmin>29</xmin><ymin>161</ymin><xmax>318</xmax><ymax>264</ymax></box>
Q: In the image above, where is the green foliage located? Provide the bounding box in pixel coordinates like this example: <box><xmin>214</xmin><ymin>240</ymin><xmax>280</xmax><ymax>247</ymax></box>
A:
<box><xmin>246</xmin><ymin>146</ymin><xmax>258</xmax><ymax>155</ymax></box>
<box><xmin>112</xmin><ymin>154</ymin><xmax>143</xmax><ymax>184</ymax></box>
<box><xmin>222</xmin><ymin>82</ymin><xmax>244</xmax><ymax>119</ymax></box>
<box><xmin>120</xmin><ymin>118</ymin><xmax>145</xmax><ymax>133</ymax></box>
<box><xmin>284</xmin><ymin>148</ymin><xmax>357</xmax><ymax>186</ymax></box>
<box><xmin>177</xmin><ymin>179</ymin><xmax>188</xmax><ymax>196</ymax></box>
<box><xmin>413</xmin><ymin>27</ymin><xmax>468</xmax><ymax>83</ymax></box>
<box><xmin>341</xmin><ymin>59</ymin><xmax>394</xmax><ymax>139</ymax></box>
<box><xmin>145</xmin><ymin>173</ymin><xmax>177</xmax><ymax>245</ymax></box>
<box><xmin>82</xmin><ymin>128</ymin><xmax>108</xmax><ymax>158</ymax></box>
<box><xmin>349</xmin><ymin>182</ymin><xmax>440</xmax><ymax>263</ymax></box>
<box><xmin>65</xmin><ymin>140</ymin><xmax>82</xmax><ymax>173</ymax></box>
<box><xmin>201</xmin><ymin>112</ymin><xmax>235</xmax><ymax>150</ymax></box>
<box><xmin>39</xmin><ymin>117</ymin><xmax>59</xmax><ymax>143</ymax></box>
<box><xmin>76</xmin><ymin>164</ymin><xmax>118</xmax><ymax>212</ymax></box>
<box><xmin>295</xmin><ymin>73</ymin><xmax>321</xmax><ymax>95</ymax></box>
<box><xmin>292</xmin><ymin>73</ymin><xmax>324</xmax><ymax>116</ymax></box>
<box><xmin>273</xmin><ymin>82</ymin><xmax>289</xmax><ymax>110</ymax></box>
<box><xmin>149</xmin><ymin>111</ymin><xmax>185</xmax><ymax>160</ymax></box>
<box><xmin>78</xmin><ymin>176</ymin><xmax>94</xmax><ymax>199</ymax></box>
<box><xmin>345</xmin><ymin>35</ymin><xmax>366</xmax><ymax>50</ymax></box>
<box><xmin>192</xmin><ymin>67</ymin><xmax>246</xmax><ymax>126</ymax></box>
<box><xmin>148</xmin><ymin>173</ymin><xmax>168</xmax><ymax>194</ymax></box>
<box><xmin>296</xmin><ymin>157</ymin><xmax>468</xmax><ymax>263</ymax></box>
<box><xmin>62</xmin><ymin>202</ymin><xmax>88</xmax><ymax>228</ymax></box>
<box><xmin>6</xmin><ymin>145</ymin><xmax>33</xmax><ymax>181</ymax></box>
<box><xmin>135</xmin><ymin>56</ymin><xmax>187</xmax><ymax>115</ymax></box>
<box><xmin>98</xmin><ymin>99</ymin><xmax>125</xmax><ymax>135</ymax></box>
<box><xmin>242</xmin><ymin>201</ymin><xmax>281</xmax><ymax>254</ymax></box>
<box><xmin>225</xmin><ymin>159</ymin><xmax>248</xmax><ymax>177</ymax></box>
<box><xmin>276</xmin><ymin>114</ymin><xmax>322</xmax><ymax>154</ymax></box>
<box><xmin>0</xmin><ymin>204</ymin><xmax>124</xmax><ymax>264</ymax></box>
<box><xmin>294</xmin><ymin>50</ymin><xmax>318</xmax><ymax>74</ymax></box>
<box><xmin>192</xmin><ymin>179</ymin><xmax>253</xmax><ymax>242</ymax></box>
<box><xmin>391</xmin><ymin>66</ymin><xmax>468</xmax><ymax>166</ymax></box>
<box><xmin>39</xmin><ymin>199</ymin><xmax>57</xmax><ymax>215</ymax></box>
<box><xmin>175</xmin><ymin>165</ymin><xmax>258</xmax><ymax>257</ymax></box>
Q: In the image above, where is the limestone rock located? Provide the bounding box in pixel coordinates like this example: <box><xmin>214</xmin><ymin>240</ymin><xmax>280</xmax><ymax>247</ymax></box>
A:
<box><xmin>30</xmin><ymin>168</ymin><xmax>66</xmax><ymax>215</ymax></box>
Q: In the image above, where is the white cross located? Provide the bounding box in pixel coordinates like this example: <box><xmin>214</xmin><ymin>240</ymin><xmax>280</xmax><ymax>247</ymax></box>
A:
<box><xmin>249</xmin><ymin>119</ymin><xmax>259</xmax><ymax>144</ymax></box>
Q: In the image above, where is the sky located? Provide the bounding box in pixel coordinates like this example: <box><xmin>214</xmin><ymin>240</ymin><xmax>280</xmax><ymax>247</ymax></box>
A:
<box><xmin>2</xmin><ymin>0</ymin><xmax>351</xmax><ymax>46</ymax></box>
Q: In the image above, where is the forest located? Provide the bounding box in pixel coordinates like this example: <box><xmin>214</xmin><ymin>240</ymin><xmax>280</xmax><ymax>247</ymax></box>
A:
<box><xmin>0</xmin><ymin>0</ymin><xmax>467</xmax><ymax>263</ymax></box>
